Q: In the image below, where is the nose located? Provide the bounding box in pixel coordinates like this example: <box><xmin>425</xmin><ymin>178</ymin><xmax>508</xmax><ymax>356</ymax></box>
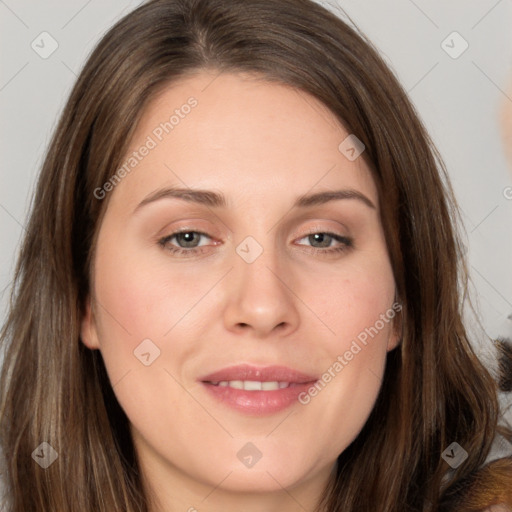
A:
<box><xmin>222</xmin><ymin>240</ymin><xmax>301</xmax><ymax>339</ymax></box>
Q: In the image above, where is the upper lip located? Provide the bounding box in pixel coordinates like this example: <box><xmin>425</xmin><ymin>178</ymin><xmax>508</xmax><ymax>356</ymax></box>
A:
<box><xmin>199</xmin><ymin>364</ymin><xmax>318</xmax><ymax>384</ymax></box>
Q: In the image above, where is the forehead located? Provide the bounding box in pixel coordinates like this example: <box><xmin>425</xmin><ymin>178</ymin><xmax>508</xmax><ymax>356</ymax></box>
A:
<box><xmin>106</xmin><ymin>70</ymin><xmax>378</xmax><ymax>214</ymax></box>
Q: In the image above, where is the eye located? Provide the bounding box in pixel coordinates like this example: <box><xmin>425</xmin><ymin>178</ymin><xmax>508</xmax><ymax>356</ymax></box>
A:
<box><xmin>158</xmin><ymin>229</ymin><xmax>354</xmax><ymax>258</ymax></box>
<box><xmin>158</xmin><ymin>230</ymin><xmax>214</xmax><ymax>256</ymax></box>
<box><xmin>295</xmin><ymin>232</ymin><xmax>353</xmax><ymax>255</ymax></box>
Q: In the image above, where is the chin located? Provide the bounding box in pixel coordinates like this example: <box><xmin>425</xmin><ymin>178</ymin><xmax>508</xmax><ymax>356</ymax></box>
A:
<box><xmin>210</xmin><ymin>467</ymin><xmax>306</xmax><ymax>493</ymax></box>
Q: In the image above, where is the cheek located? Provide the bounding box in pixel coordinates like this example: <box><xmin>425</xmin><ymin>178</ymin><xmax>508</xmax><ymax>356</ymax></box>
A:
<box><xmin>90</xmin><ymin>234</ymin><xmax>191</xmax><ymax>390</ymax></box>
<box><xmin>296</xmin><ymin>276</ymin><xmax>395</xmax><ymax>463</ymax></box>
<box><xmin>93</xmin><ymin>237</ymin><xmax>204</xmax><ymax>342</ymax></box>
<box><xmin>293</xmin><ymin>256</ymin><xmax>396</xmax><ymax>436</ymax></box>
<box><xmin>311</xmin><ymin>269</ymin><xmax>394</xmax><ymax>390</ymax></box>
<box><xmin>305</xmin><ymin>257</ymin><xmax>396</xmax><ymax>351</ymax></box>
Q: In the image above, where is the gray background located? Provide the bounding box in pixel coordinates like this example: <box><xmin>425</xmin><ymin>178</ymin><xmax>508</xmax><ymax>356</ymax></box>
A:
<box><xmin>1</xmin><ymin>0</ymin><xmax>512</xmax><ymax>358</ymax></box>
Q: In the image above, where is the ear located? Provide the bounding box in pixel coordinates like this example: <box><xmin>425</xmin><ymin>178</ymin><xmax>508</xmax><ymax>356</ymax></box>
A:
<box><xmin>80</xmin><ymin>296</ymin><xmax>100</xmax><ymax>350</ymax></box>
<box><xmin>386</xmin><ymin>305</ymin><xmax>402</xmax><ymax>352</ymax></box>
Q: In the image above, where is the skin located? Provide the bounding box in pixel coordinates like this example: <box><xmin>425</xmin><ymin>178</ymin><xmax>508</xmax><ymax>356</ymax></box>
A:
<box><xmin>81</xmin><ymin>70</ymin><xmax>401</xmax><ymax>512</ymax></box>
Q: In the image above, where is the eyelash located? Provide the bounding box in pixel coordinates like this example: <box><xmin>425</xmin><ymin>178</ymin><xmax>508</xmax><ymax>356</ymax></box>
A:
<box><xmin>158</xmin><ymin>229</ymin><xmax>354</xmax><ymax>257</ymax></box>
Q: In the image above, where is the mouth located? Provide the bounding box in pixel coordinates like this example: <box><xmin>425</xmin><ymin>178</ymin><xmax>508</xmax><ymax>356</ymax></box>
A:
<box><xmin>199</xmin><ymin>364</ymin><xmax>318</xmax><ymax>415</ymax></box>
<box><xmin>206</xmin><ymin>380</ymin><xmax>301</xmax><ymax>390</ymax></box>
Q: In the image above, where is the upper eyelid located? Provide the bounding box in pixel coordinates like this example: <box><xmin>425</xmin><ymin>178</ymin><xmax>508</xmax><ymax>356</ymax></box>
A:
<box><xmin>158</xmin><ymin>214</ymin><xmax>351</xmax><ymax>238</ymax></box>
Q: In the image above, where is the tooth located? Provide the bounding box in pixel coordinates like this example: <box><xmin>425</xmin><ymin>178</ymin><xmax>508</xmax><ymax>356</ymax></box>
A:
<box><xmin>219</xmin><ymin>380</ymin><xmax>291</xmax><ymax>390</ymax></box>
<box><xmin>244</xmin><ymin>381</ymin><xmax>262</xmax><ymax>391</ymax></box>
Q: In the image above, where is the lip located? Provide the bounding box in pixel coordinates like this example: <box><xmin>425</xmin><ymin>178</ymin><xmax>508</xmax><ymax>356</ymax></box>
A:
<box><xmin>199</xmin><ymin>364</ymin><xmax>318</xmax><ymax>415</ymax></box>
<box><xmin>199</xmin><ymin>364</ymin><xmax>318</xmax><ymax>384</ymax></box>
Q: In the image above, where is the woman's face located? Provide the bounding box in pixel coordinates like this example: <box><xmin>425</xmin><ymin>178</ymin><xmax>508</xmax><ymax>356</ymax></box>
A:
<box><xmin>81</xmin><ymin>71</ymin><xmax>400</xmax><ymax>506</ymax></box>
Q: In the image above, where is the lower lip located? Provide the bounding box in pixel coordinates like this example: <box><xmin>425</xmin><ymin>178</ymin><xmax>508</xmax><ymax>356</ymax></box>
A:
<box><xmin>200</xmin><ymin>381</ymin><xmax>316</xmax><ymax>415</ymax></box>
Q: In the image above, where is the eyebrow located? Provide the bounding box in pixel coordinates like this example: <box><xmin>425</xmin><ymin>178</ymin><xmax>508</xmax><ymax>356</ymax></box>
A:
<box><xmin>133</xmin><ymin>186</ymin><xmax>376</xmax><ymax>213</ymax></box>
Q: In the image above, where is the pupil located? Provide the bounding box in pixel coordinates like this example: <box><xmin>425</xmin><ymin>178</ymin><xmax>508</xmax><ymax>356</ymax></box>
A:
<box><xmin>311</xmin><ymin>233</ymin><xmax>330</xmax><ymax>247</ymax></box>
<box><xmin>178</xmin><ymin>232</ymin><xmax>198</xmax><ymax>247</ymax></box>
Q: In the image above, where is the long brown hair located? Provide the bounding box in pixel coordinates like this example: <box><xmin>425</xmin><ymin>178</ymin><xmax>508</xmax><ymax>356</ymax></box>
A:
<box><xmin>1</xmin><ymin>0</ymin><xmax>511</xmax><ymax>510</ymax></box>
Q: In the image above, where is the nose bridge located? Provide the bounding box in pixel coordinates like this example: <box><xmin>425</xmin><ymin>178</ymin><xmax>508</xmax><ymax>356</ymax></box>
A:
<box><xmin>234</xmin><ymin>233</ymin><xmax>289</xmax><ymax>301</ymax></box>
